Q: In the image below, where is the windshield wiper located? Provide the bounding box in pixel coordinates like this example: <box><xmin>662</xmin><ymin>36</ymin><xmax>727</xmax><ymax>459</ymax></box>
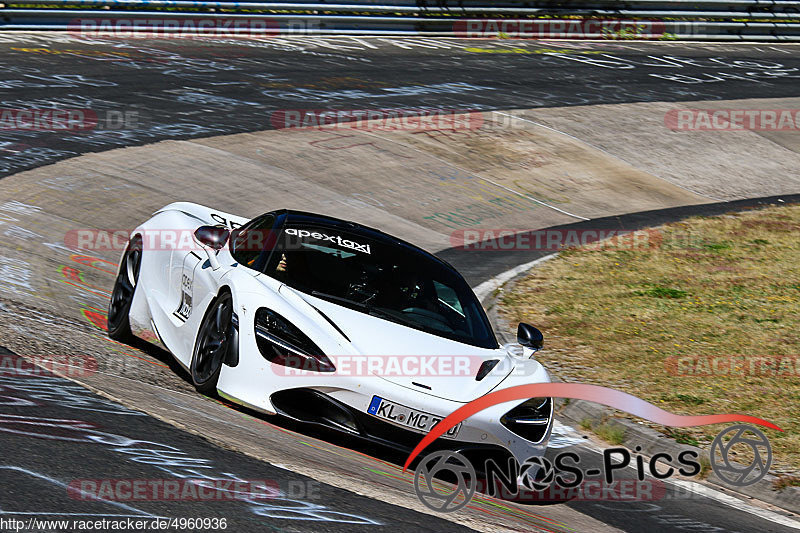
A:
<box><xmin>311</xmin><ymin>291</ymin><xmax>369</xmax><ymax>309</ymax></box>
<box><xmin>310</xmin><ymin>291</ymin><xmax>398</xmax><ymax>321</ymax></box>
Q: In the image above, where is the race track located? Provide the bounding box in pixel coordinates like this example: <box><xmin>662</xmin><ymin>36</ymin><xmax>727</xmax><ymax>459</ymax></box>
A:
<box><xmin>1</xmin><ymin>34</ymin><xmax>800</xmax><ymax>532</ymax></box>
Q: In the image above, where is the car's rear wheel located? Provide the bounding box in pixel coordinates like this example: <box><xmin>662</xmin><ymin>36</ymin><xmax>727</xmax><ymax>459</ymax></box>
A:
<box><xmin>107</xmin><ymin>236</ymin><xmax>142</xmax><ymax>342</ymax></box>
<box><xmin>191</xmin><ymin>291</ymin><xmax>233</xmax><ymax>395</ymax></box>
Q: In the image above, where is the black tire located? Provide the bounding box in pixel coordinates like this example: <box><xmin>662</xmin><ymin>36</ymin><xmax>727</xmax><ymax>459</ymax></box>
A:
<box><xmin>107</xmin><ymin>236</ymin><xmax>142</xmax><ymax>342</ymax></box>
<box><xmin>191</xmin><ymin>291</ymin><xmax>233</xmax><ymax>395</ymax></box>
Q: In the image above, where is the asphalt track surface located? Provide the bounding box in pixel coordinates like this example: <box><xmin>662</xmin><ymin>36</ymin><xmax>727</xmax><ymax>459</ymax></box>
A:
<box><xmin>1</xmin><ymin>34</ymin><xmax>800</xmax><ymax>533</ymax></box>
<box><xmin>3</xmin><ymin>35</ymin><xmax>800</xmax><ymax>177</ymax></box>
<box><xmin>0</xmin><ymin>347</ymin><xmax>469</xmax><ymax>532</ymax></box>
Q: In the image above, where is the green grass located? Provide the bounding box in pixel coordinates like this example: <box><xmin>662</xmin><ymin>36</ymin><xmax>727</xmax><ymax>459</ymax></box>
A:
<box><xmin>665</xmin><ymin>429</ymin><xmax>701</xmax><ymax>447</ymax></box>
<box><xmin>635</xmin><ymin>285</ymin><xmax>688</xmax><ymax>299</ymax></box>
<box><xmin>595</xmin><ymin>423</ymin><xmax>626</xmax><ymax>445</ymax></box>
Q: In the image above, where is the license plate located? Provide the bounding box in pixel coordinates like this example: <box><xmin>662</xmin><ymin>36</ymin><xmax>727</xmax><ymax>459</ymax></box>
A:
<box><xmin>367</xmin><ymin>396</ymin><xmax>462</xmax><ymax>439</ymax></box>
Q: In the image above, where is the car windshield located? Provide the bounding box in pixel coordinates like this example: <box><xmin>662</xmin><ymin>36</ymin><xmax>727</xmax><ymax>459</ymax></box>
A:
<box><xmin>263</xmin><ymin>224</ymin><xmax>497</xmax><ymax>349</ymax></box>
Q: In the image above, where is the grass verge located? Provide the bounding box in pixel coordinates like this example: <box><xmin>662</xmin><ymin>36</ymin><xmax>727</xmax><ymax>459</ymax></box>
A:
<box><xmin>500</xmin><ymin>204</ymin><xmax>800</xmax><ymax>473</ymax></box>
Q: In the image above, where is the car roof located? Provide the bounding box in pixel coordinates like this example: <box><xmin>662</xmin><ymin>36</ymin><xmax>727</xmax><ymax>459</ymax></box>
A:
<box><xmin>267</xmin><ymin>209</ymin><xmax>459</xmax><ymax>272</ymax></box>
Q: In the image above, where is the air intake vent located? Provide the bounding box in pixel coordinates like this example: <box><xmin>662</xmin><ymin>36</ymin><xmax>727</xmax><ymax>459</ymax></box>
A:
<box><xmin>476</xmin><ymin>359</ymin><xmax>500</xmax><ymax>381</ymax></box>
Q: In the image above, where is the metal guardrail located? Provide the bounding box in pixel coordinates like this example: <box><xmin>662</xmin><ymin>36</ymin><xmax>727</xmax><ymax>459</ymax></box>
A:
<box><xmin>3</xmin><ymin>0</ymin><xmax>800</xmax><ymax>40</ymax></box>
<box><xmin>5</xmin><ymin>0</ymin><xmax>800</xmax><ymax>18</ymax></box>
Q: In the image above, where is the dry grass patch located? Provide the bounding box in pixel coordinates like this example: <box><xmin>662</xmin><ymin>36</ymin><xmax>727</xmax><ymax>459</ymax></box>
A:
<box><xmin>774</xmin><ymin>475</ymin><xmax>800</xmax><ymax>491</ymax></box>
<box><xmin>500</xmin><ymin>204</ymin><xmax>800</xmax><ymax>473</ymax></box>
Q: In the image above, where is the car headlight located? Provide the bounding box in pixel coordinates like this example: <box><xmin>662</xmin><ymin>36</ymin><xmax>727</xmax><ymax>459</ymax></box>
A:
<box><xmin>255</xmin><ymin>308</ymin><xmax>335</xmax><ymax>373</ymax></box>
<box><xmin>500</xmin><ymin>397</ymin><xmax>552</xmax><ymax>443</ymax></box>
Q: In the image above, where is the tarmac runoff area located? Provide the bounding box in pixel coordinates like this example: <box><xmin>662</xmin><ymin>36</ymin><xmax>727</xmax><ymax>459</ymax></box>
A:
<box><xmin>1</xmin><ymin>96</ymin><xmax>800</xmax><ymax>532</ymax></box>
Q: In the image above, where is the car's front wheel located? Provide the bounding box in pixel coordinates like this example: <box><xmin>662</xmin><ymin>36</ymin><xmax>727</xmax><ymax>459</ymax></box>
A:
<box><xmin>191</xmin><ymin>291</ymin><xmax>233</xmax><ymax>395</ymax></box>
<box><xmin>107</xmin><ymin>236</ymin><xmax>142</xmax><ymax>342</ymax></box>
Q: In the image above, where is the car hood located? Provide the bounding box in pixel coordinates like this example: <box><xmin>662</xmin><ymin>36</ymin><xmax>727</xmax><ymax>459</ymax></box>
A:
<box><xmin>278</xmin><ymin>285</ymin><xmax>516</xmax><ymax>403</ymax></box>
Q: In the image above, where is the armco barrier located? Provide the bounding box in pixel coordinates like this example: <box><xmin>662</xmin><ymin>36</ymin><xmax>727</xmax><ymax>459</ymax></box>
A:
<box><xmin>3</xmin><ymin>0</ymin><xmax>800</xmax><ymax>40</ymax></box>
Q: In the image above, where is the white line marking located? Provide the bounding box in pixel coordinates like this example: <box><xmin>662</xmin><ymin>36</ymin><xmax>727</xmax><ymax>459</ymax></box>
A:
<box><xmin>667</xmin><ymin>479</ymin><xmax>800</xmax><ymax>529</ymax></box>
<box><xmin>549</xmin><ymin>420</ymin><xmax>587</xmax><ymax>449</ymax></box>
<box><xmin>472</xmin><ymin>253</ymin><xmax>558</xmax><ymax>302</ymax></box>
<box><xmin>0</xmin><ymin>466</ymin><xmax>160</xmax><ymax>518</ymax></box>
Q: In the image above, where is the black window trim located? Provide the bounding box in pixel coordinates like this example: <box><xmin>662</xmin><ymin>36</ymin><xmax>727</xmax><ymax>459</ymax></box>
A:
<box><xmin>229</xmin><ymin>211</ymin><xmax>286</xmax><ymax>273</ymax></box>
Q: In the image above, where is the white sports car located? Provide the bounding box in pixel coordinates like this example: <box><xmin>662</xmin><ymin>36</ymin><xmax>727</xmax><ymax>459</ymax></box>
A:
<box><xmin>108</xmin><ymin>202</ymin><xmax>553</xmax><ymax>471</ymax></box>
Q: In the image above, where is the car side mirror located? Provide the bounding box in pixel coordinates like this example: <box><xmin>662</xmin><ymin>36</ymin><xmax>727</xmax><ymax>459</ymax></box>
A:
<box><xmin>517</xmin><ymin>323</ymin><xmax>544</xmax><ymax>351</ymax></box>
<box><xmin>194</xmin><ymin>225</ymin><xmax>229</xmax><ymax>270</ymax></box>
<box><xmin>195</xmin><ymin>225</ymin><xmax>229</xmax><ymax>250</ymax></box>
